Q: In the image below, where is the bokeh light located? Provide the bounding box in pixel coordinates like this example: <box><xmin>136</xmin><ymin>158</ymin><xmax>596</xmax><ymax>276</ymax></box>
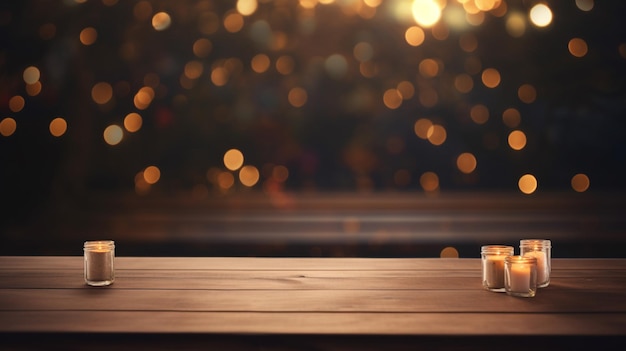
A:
<box><xmin>506</xmin><ymin>12</ymin><xmax>526</xmax><ymax>38</ymax></box>
<box><xmin>568</xmin><ymin>38</ymin><xmax>588</xmax><ymax>58</ymax></box>
<box><xmin>459</xmin><ymin>34</ymin><xmax>478</xmax><ymax>53</ymax></box>
<box><xmin>184</xmin><ymin>61</ymin><xmax>204</xmax><ymax>80</ymax></box>
<box><xmin>193</xmin><ymin>38</ymin><xmax>212</xmax><ymax>58</ymax></box>
<box><xmin>276</xmin><ymin>56</ymin><xmax>295</xmax><ymax>75</ymax></box>
<box><xmin>251</xmin><ymin>54</ymin><xmax>271</xmax><ymax>73</ymax></box>
<box><xmin>211</xmin><ymin>67</ymin><xmax>229</xmax><ymax>86</ymax></box>
<box><xmin>237</xmin><ymin>0</ymin><xmax>258</xmax><ymax>16</ymax></box>
<box><xmin>124</xmin><ymin>113</ymin><xmax>143</xmax><ymax>133</ymax></box>
<box><xmin>49</xmin><ymin>117</ymin><xmax>67</xmax><ymax>137</ymax></box>
<box><xmin>383</xmin><ymin>89</ymin><xmax>403</xmax><ymax>109</ymax></box>
<box><xmin>414</xmin><ymin>118</ymin><xmax>433</xmax><ymax>140</ymax></box>
<box><xmin>419</xmin><ymin>58</ymin><xmax>440</xmax><ymax>78</ymax></box>
<box><xmin>143</xmin><ymin>166</ymin><xmax>161</xmax><ymax>185</ymax></box>
<box><xmin>412</xmin><ymin>0</ymin><xmax>442</xmax><ymax>28</ymax></box>
<box><xmin>217</xmin><ymin>171</ymin><xmax>235</xmax><ymax>190</ymax></box>
<box><xmin>456</xmin><ymin>153</ymin><xmax>477</xmax><ymax>174</ymax></box>
<box><xmin>529</xmin><ymin>4</ymin><xmax>553</xmax><ymax>28</ymax></box>
<box><xmin>420</xmin><ymin>171</ymin><xmax>439</xmax><ymax>192</ymax></box>
<box><xmin>0</xmin><ymin>118</ymin><xmax>17</xmax><ymax>137</ymax></box>
<box><xmin>571</xmin><ymin>173</ymin><xmax>590</xmax><ymax>192</ymax></box>
<box><xmin>397</xmin><ymin>81</ymin><xmax>415</xmax><ymax>100</ymax></box>
<box><xmin>224</xmin><ymin>149</ymin><xmax>244</xmax><ymax>171</ymax></box>
<box><xmin>79</xmin><ymin>27</ymin><xmax>97</xmax><ymax>45</ymax></box>
<box><xmin>224</xmin><ymin>12</ymin><xmax>244</xmax><ymax>33</ymax></box>
<box><xmin>133</xmin><ymin>1</ymin><xmax>152</xmax><ymax>21</ymax></box>
<box><xmin>135</xmin><ymin>172</ymin><xmax>151</xmax><ymax>195</ymax></box>
<box><xmin>508</xmin><ymin>130</ymin><xmax>527</xmax><ymax>150</ymax></box>
<box><xmin>427</xmin><ymin>124</ymin><xmax>447</xmax><ymax>146</ymax></box>
<box><xmin>239</xmin><ymin>165</ymin><xmax>260</xmax><ymax>187</ymax></box>
<box><xmin>454</xmin><ymin>74</ymin><xmax>473</xmax><ymax>93</ymax></box>
<box><xmin>0</xmin><ymin>0</ymin><xmax>623</xmax><ymax>200</ymax></box>
<box><xmin>9</xmin><ymin>96</ymin><xmax>25</xmax><ymax>113</ymax></box>
<box><xmin>25</xmin><ymin>81</ymin><xmax>42</xmax><ymax>96</ymax></box>
<box><xmin>92</xmin><ymin>82</ymin><xmax>113</xmax><ymax>105</ymax></box>
<box><xmin>517</xmin><ymin>84</ymin><xmax>537</xmax><ymax>104</ymax></box>
<box><xmin>152</xmin><ymin>12</ymin><xmax>172</xmax><ymax>31</ymax></box>
<box><xmin>470</xmin><ymin>104</ymin><xmax>489</xmax><ymax>125</ymax></box>
<box><xmin>325</xmin><ymin>54</ymin><xmax>348</xmax><ymax>80</ymax></box>
<box><xmin>288</xmin><ymin>87</ymin><xmax>308</xmax><ymax>108</ymax></box>
<box><xmin>481</xmin><ymin>68</ymin><xmax>501</xmax><ymax>88</ymax></box>
<box><xmin>23</xmin><ymin>66</ymin><xmax>40</xmax><ymax>85</ymax></box>
<box><xmin>103</xmin><ymin>125</ymin><xmax>123</xmax><ymax>145</ymax></box>
<box><xmin>134</xmin><ymin>86</ymin><xmax>154</xmax><ymax>110</ymax></box>
<box><xmin>405</xmin><ymin>26</ymin><xmax>425</xmax><ymax>47</ymax></box>
<box><xmin>440</xmin><ymin>246</ymin><xmax>459</xmax><ymax>258</ymax></box>
<box><xmin>576</xmin><ymin>0</ymin><xmax>594</xmax><ymax>12</ymax></box>
<box><xmin>502</xmin><ymin>108</ymin><xmax>521</xmax><ymax>128</ymax></box>
<box><xmin>518</xmin><ymin>174</ymin><xmax>538</xmax><ymax>194</ymax></box>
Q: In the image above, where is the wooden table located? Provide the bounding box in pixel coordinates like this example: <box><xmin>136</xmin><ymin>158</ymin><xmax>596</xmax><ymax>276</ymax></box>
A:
<box><xmin>1</xmin><ymin>256</ymin><xmax>625</xmax><ymax>350</ymax></box>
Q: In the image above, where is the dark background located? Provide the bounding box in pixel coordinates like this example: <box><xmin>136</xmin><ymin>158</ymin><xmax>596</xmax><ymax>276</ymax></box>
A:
<box><xmin>1</xmin><ymin>0</ymin><xmax>625</xmax><ymax>257</ymax></box>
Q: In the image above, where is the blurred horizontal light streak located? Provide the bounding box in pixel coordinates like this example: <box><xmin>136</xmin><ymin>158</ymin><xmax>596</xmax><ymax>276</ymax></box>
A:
<box><xmin>97</xmin><ymin>212</ymin><xmax>624</xmax><ymax>244</ymax></box>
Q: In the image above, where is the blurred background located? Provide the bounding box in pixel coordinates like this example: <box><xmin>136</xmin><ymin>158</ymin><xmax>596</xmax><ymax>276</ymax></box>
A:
<box><xmin>1</xmin><ymin>0</ymin><xmax>625</xmax><ymax>257</ymax></box>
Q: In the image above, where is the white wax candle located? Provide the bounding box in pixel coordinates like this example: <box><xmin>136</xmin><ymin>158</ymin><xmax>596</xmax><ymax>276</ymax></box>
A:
<box><xmin>524</xmin><ymin>251</ymin><xmax>547</xmax><ymax>283</ymax></box>
<box><xmin>509</xmin><ymin>262</ymin><xmax>531</xmax><ymax>293</ymax></box>
<box><xmin>484</xmin><ymin>256</ymin><xmax>506</xmax><ymax>288</ymax></box>
<box><xmin>86</xmin><ymin>248</ymin><xmax>112</xmax><ymax>282</ymax></box>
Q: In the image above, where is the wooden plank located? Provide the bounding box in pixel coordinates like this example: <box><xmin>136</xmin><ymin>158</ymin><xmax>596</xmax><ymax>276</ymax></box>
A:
<box><xmin>0</xmin><ymin>311</ymin><xmax>624</xmax><ymax>336</ymax></box>
<box><xmin>2</xmin><ymin>288</ymin><xmax>625</xmax><ymax>313</ymax></box>
<box><xmin>1</xmin><ymin>256</ymin><xmax>625</xmax><ymax>340</ymax></box>
<box><xmin>1</xmin><ymin>271</ymin><xmax>625</xmax><ymax>290</ymax></box>
<box><xmin>0</xmin><ymin>273</ymin><xmax>482</xmax><ymax>290</ymax></box>
<box><xmin>3</xmin><ymin>268</ymin><xmax>625</xmax><ymax>284</ymax></box>
<box><xmin>0</xmin><ymin>257</ymin><xmax>478</xmax><ymax>271</ymax></box>
<box><xmin>2</xmin><ymin>257</ymin><xmax>626</xmax><ymax>271</ymax></box>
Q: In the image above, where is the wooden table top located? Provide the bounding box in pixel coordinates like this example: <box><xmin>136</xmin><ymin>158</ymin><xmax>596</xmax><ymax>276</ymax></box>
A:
<box><xmin>1</xmin><ymin>256</ymin><xmax>625</xmax><ymax>349</ymax></box>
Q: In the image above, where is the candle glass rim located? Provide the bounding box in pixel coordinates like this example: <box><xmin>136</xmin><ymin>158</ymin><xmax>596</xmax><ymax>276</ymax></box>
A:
<box><xmin>481</xmin><ymin>245</ymin><xmax>514</xmax><ymax>254</ymax></box>
<box><xmin>519</xmin><ymin>239</ymin><xmax>551</xmax><ymax>248</ymax></box>
<box><xmin>505</xmin><ymin>255</ymin><xmax>537</xmax><ymax>264</ymax></box>
<box><xmin>84</xmin><ymin>240</ymin><xmax>115</xmax><ymax>249</ymax></box>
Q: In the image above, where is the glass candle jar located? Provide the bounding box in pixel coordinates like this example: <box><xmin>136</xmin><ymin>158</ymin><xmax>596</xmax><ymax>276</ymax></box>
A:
<box><xmin>520</xmin><ymin>239</ymin><xmax>551</xmax><ymax>288</ymax></box>
<box><xmin>505</xmin><ymin>255</ymin><xmax>537</xmax><ymax>297</ymax></box>
<box><xmin>481</xmin><ymin>245</ymin><xmax>514</xmax><ymax>292</ymax></box>
<box><xmin>84</xmin><ymin>240</ymin><xmax>115</xmax><ymax>286</ymax></box>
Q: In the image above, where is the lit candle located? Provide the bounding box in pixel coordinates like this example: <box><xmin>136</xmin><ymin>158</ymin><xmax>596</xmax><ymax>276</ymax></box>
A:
<box><xmin>524</xmin><ymin>250</ymin><xmax>547</xmax><ymax>284</ymax></box>
<box><xmin>481</xmin><ymin>245</ymin><xmax>514</xmax><ymax>292</ymax></box>
<box><xmin>485</xmin><ymin>255</ymin><xmax>506</xmax><ymax>288</ymax></box>
<box><xmin>520</xmin><ymin>239</ymin><xmax>551</xmax><ymax>287</ymax></box>
<box><xmin>509</xmin><ymin>262</ymin><xmax>530</xmax><ymax>292</ymax></box>
<box><xmin>84</xmin><ymin>240</ymin><xmax>115</xmax><ymax>286</ymax></box>
<box><xmin>505</xmin><ymin>255</ymin><xmax>537</xmax><ymax>297</ymax></box>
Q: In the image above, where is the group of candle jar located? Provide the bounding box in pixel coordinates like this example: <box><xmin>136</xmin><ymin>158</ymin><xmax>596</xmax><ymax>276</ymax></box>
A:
<box><xmin>481</xmin><ymin>239</ymin><xmax>551</xmax><ymax>297</ymax></box>
<box><xmin>84</xmin><ymin>239</ymin><xmax>551</xmax><ymax>293</ymax></box>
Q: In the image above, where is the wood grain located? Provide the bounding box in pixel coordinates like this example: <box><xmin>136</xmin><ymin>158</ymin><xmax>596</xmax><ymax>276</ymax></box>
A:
<box><xmin>1</xmin><ymin>270</ymin><xmax>625</xmax><ymax>290</ymax></box>
<box><xmin>1</xmin><ymin>311</ymin><xmax>625</xmax><ymax>335</ymax></box>
<box><xmin>2</xmin><ymin>287</ymin><xmax>625</xmax><ymax>313</ymax></box>
<box><xmin>1</xmin><ymin>256</ymin><xmax>625</xmax><ymax>339</ymax></box>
